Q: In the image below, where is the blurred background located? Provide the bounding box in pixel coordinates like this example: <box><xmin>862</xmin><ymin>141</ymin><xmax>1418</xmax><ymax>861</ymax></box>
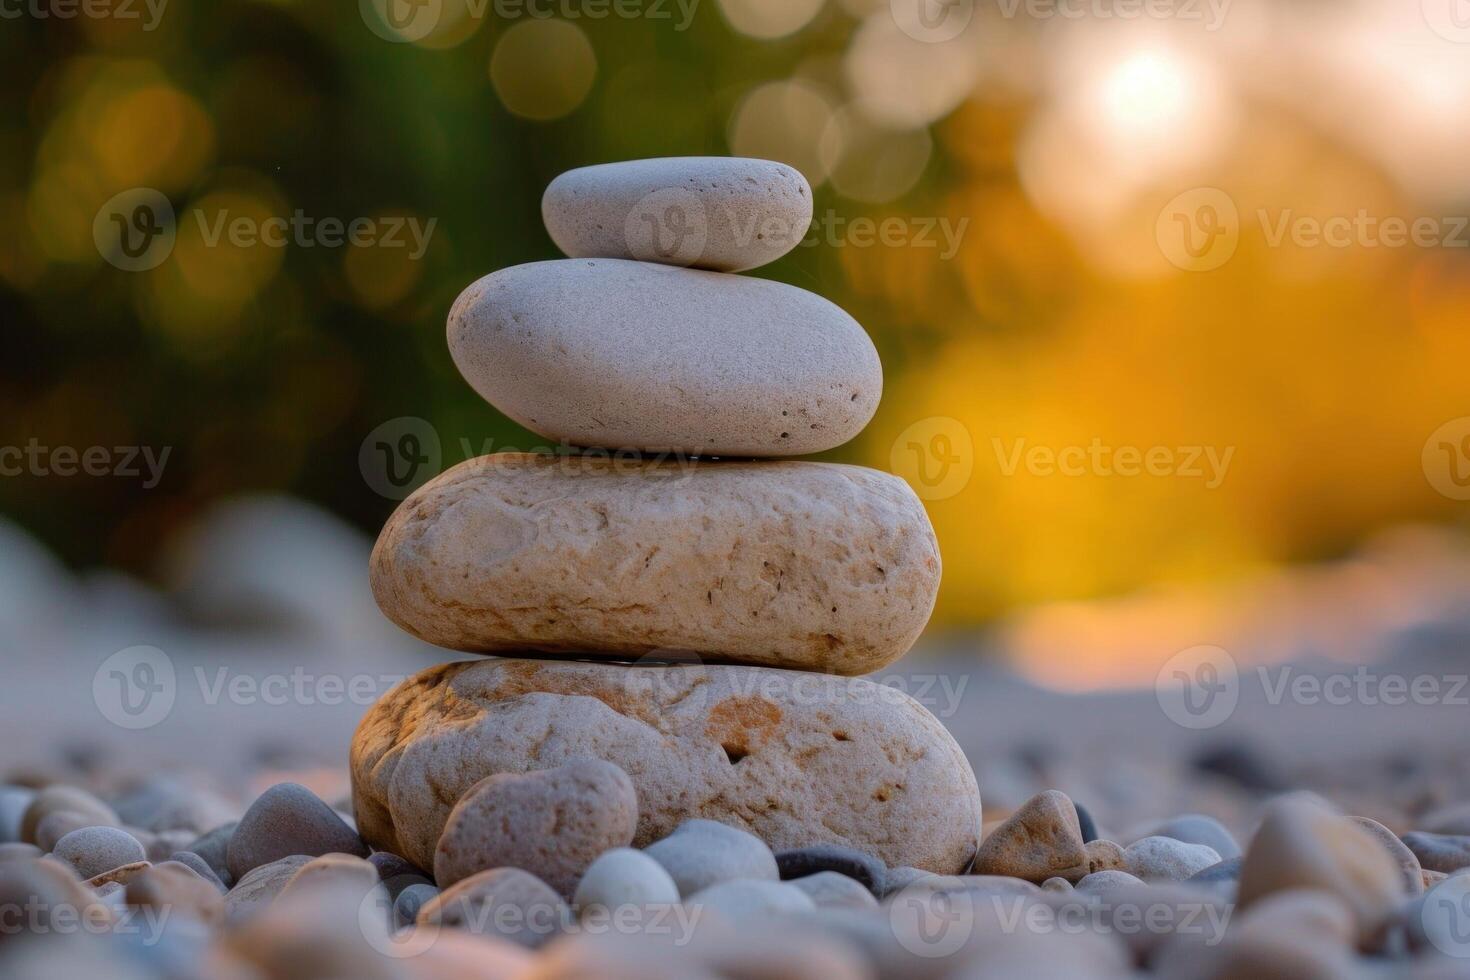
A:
<box><xmin>2</xmin><ymin>0</ymin><xmax>1470</xmax><ymax>808</ymax></box>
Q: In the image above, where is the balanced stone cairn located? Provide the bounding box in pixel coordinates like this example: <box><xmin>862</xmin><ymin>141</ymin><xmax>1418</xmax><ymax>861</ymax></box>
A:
<box><xmin>352</xmin><ymin>157</ymin><xmax>983</xmax><ymax>906</ymax></box>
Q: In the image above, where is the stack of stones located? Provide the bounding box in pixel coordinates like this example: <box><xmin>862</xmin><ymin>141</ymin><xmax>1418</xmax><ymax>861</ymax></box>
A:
<box><xmin>353</xmin><ymin>157</ymin><xmax>982</xmax><ymax>883</ymax></box>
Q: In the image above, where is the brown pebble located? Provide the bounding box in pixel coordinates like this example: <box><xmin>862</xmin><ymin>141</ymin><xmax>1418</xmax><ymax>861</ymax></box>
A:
<box><xmin>971</xmin><ymin>790</ymin><xmax>1088</xmax><ymax>883</ymax></box>
<box><xmin>434</xmin><ymin>760</ymin><xmax>638</xmax><ymax>897</ymax></box>
<box><xmin>127</xmin><ymin>860</ymin><xmax>225</xmax><ymax>924</ymax></box>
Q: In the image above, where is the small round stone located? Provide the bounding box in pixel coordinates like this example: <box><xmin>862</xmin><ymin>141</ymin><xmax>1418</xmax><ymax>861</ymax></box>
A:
<box><xmin>184</xmin><ymin>822</ymin><xmax>237</xmax><ymax>887</ymax></box>
<box><xmin>1075</xmin><ymin>870</ymin><xmax>1145</xmax><ymax>894</ymax></box>
<box><xmin>775</xmin><ymin>844</ymin><xmax>885</xmax><ymax>895</ymax></box>
<box><xmin>0</xmin><ymin>785</ymin><xmax>35</xmax><ymax>843</ymax></box>
<box><xmin>167</xmin><ymin>851</ymin><xmax>227</xmax><ymax>892</ymax></box>
<box><xmin>688</xmin><ymin>879</ymin><xmax>815</xmax><ymax>924</ymax></box>
<box><xmin>419</xmin><ymin>867</ymin><xmax>569</xmax><ymax>949</ymax></box>
<box><xmin>394</xmin><ymin>882</ymin><xmax>439</xmax><ymax>928</ymax></box>
<box><xmin>0</xmin><ymin>842</ymin><xmax>42</xmax><ymax>862</ymax></box>
<box><xmin>1237</xmin><ymin>797</ymin><xmax>1402</xmax><ymax>943</ymax></box>
<box><xmin>644</xmin><ymin>819</ymin><xmax>778</xmax><ymax>897</ymax></box>
<box><xmin>434</xmin><ymin>759</ymin><xmax>638</xmax><ymax>896</ymax></box>
<box><xmin>35</xmin><ymin>810</ymin><xmax>104</xmax><ymax>854</ymax></box>
<box><xmin>972</xmin><ymin>790</ymin><xmax>1088</xmax><ymax>883</ymax></box>
<box><xmin>1348</xmin><ymin>816</ymin><xmax>1423</xmax><ymax>895</ymax></box>
<box><xmin>879</xmin><ymin>865</ymin><xmax>934</xmax><ymax>898</ymax></box>
<box><xmin>1041</xmin><ymin>876</ymin><xmax>1073</xmax><ymax>893</ymax></box>
<box><xmin>1084</xmin><ymin>839</ymin><xmax>1128</xmax><ymax>875</ymax></box>
<box><xmin>1073</xmin><ymin>801</ymin><xmax>1099</xmax><ymax>844</ymax></box>
<box><xmin>278</xmin><ymin>853</ymin><xmax>380</xmax><ymax>902</ymax></box>
<box><xmin>572</xmin><ymin>846</ymin><xmax>679</xmax><ymax>915</ymax></box>
<box><xmin>368</xmin><ymin>851</ymin><xmax>420</xmax><ymax>882</ymax></box>
<box><xmin>53</xmin><ymin>825</ymin><xmax>148</xmax><ymax>879</ymax></box>
<box><xmin>223</xmin><ymin>855</ymin><xmax>311</xmax><ymax>925</ymax></box>
<box><xmin>541</xmin><ymin>157</ymin><xmax>813</xmax><ymax>273</ymax></box>
<box><xmin>19</xmin><ymin>786</ymin><xmax>117</xmax><ymax>845</ymax></box>
<box><xmin>126</xmin><ymin>860</ymin><xmax>225</xmax><ymax>924</ymax></box>
<box><xmin>1402</xmin><ymin>832</ymin><xmax>1470</xmax><ymax>875</ymax></box>
<box><xmin>1124</xmin><ymin>836</ymin><xmax>1222</xmax><ymax>882</ymax></box>
<box><xmin>226</xmin><ymin>783</ymin><xmax>367</xmax><ymax>880</ymax></box>
<box><xmin>1139</xmin><ymin>813</ymin><xmax>1241</xmax><ymax>860</ymax></box>
<box><xmin>1189</xmin><ymin>856</ymin><xmax>1243</xmax><ymax>884</ymax></box>
<box><xmin>787</xmin><ymin>871</ymin><xmax>877</xmax><ymax>909</ymax></box>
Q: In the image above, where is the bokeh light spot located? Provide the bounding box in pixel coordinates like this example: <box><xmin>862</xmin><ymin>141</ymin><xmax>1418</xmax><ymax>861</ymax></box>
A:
<box><xmin>490</xmin><ymin>20</ymin><xmax>597</xmax><ymax>122</ymax></box>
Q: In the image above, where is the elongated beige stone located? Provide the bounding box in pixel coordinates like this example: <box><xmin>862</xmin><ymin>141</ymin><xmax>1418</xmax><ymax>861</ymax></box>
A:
<box><xmin>542</xmin><ymin>157</ymin><xmax>812</xmax><ymax>272</ymax></box>
<box><xmin>369</xmin><ymin>453</ymin><xmax>940</xmax><ymax>675</ymax></box>
<box><xmin>447</xmin><ymin>259</ymin><xmax>881</xmax><ymax>457</ymax></box>
<box><xmin>350</xmin><ymin>659</ymin><xmax>981</xmax><ymax>875</ymax></box>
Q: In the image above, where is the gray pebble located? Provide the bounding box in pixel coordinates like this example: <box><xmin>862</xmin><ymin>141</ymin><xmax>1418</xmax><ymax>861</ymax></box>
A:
<box><xmin>775</xmin><ymin>844</ymin><xmax>885</xmax><ymax>895</ymax></box>
<box><xmin>419</xmin><ymin>867</ymin><xmax>568</xmax><ymax>949</ymax></box>
<box><xmin>1140</xmin><ymin>814</ymin><xmax>1241</xmax><ymax>860</ymax></box>
<box><xmin>0</xmin><ymin>785</ymin><xmax>35</xmax><ymax>843</ymax></box>
<box><xmin>223</xmin><ymin>854</ymin><xmax>312</xmax><ymax>924</ymax></box>
<box><xmin>1189</xmin><ymin>856</ymin><xmax>1243</xmax><ymax>883</ymax></box>
<box><xmin>689</xmin><ymin>879</ymin><xmax>815</xmax><ymax>924</ymax></box>
<box><xmin>184</xmin><ymin>821</ymin><xmax>237</xmax><ymax>887</ymax></box>
<box><xmin>35</xmin><ymin>810</ymin><xmax>102</xmax><ymax>853</ymax></box>
<box><xmin>788</xmin><ymin>871</ymin><xmax>878</xmax><ymax>909</ymax></box>
<box><xmin>168</xmin><ymin>850</ymin><xmax>227</xmax><ymax>892</ymax></box>
<box><xmin>1075</xmin><ymin>869</ymin><xmax>1146</xmax><ymax>894</ymax></box>
<box><xmin>394</xmin><ymin>881</ymin><xmax>439</xmax><ymax>927</ymax></box>
<box><xmin>644</xmin><ymin>819</ymin><xmax>778</xmax><ymax>897</ymax></box>
<box><xmin>368</xmin><ymin>851</ymin><xmax>420</xmax><ymax>881</ymax></box>
<box><xmin>879</xmin><ymin>865</ymin><xmax>935</xmax><ymax>898</ymax></box>
<box><xmin>53</xmin><ymin>825</ymin><xmax>148</xmax><ymax>879</ymax></box>
<box><xmin>1402</xmin><ymin>832</ymin><xmax>1470</xmax><ymax>874</ymax></box>
<box><xmin>226</xmin><ymin>783</ymin><xmax>366</xmax><ymax>880</ymax></box>
<box><xmin>1074</xmin><ymin>801</ymin><xmax>1099</xmax><ymax>843</ymax></box>
<box><xmin>0</xmin><ymin>842</ymin><xmax>42</xmax><ymax>862</ymax></box>
<box><xmin>1125</xmin><ymin>836</ymin><xmax>1222</xmax><ymax>881</ymax></box>
<box><xmin>19</xmin><ymin>785</ymin><xmax>118</xmax><ymax>844</ymax></box>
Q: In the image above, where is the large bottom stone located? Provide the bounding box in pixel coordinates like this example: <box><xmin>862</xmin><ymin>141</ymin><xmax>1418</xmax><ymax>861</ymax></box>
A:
<box><xmin>350</xmin><ymin>659</ymin><xmax>981</xmax><ymax>875</ymax></box>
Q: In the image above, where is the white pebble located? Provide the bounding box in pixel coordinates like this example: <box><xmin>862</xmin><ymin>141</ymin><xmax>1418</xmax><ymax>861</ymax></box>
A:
<box><xmin>688</xmin><ymin>879</ymin><xmax>814</xmax><ymax>925</ymax></box>
<box><xmin>788</xmin><ymin>871</ymin><xmax>877</xmax><ymax>910</ymax></box>
<box><xmin>644</xmin><ymin>820</ymin><xmax>777</xmax><ymax>897</ymax></box>
<box><xmin>573</xmin><ymin>847</ymin><xmax>679</xmax><ymax>916</ymax></box>
<box><xmin>1125</xmin><ymin>837</ymin><xmax>1222</xmax><ymax>882</ymax></box>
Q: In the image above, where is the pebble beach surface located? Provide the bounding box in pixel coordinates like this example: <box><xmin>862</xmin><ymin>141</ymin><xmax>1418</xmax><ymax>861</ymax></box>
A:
<box><xmin>3</xmin><ymin>158</ymin><xmax>1469</xmax><ymax>977</ymax></box>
